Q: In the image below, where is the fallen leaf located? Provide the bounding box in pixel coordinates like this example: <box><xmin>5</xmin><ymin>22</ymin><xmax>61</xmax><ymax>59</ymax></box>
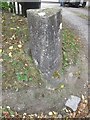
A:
<box><xmin>23</xmin><ymin>113</ymin><xmax>27</xmax><ymax>116</ymax></box>
<box><xmin>79</xmin><ymin>103</ymin><xmax>86</xmax><ymax>111</ymax></box>
<box><xmin>3</xmin><ymin>111</ymin><xmax>9</xmax><ymax>116</ymax></box>
<box><xmin>0</xmin><ymin>106</ymin><xmax>2</xmax><ymax>109</ymax></box>
<box><xmin>10</xmin><ymin>28</ymin><xmax>16</xmax><ymax>30</ymax></box>
<box><xmin>0</xmin><ymin>49</ymin><xmax>2</xmax><ymax>53</ymax></box>
<box><xmin>10</xmin><ymin>35</ymin><xmax>16</xmax><ymax>40</ymax></box>
<box><xmin>53</xmin><ymin>111</ymin><xmax>57</xmax><ymax>115</ymax></box>
<box><xmin>17</xmin><ymin>26</ymin><xmax>20</xmax><ymax>29</ymax></box>
<box><xmin>84</xmin><ymin>100</ymin><xmax>88</xmax><ymax>104</ymax></box>
<box><xmin>9</xmin><ymin>52</ymin><xmax>12</xmax><ymax>57</ymax></box>
<box><xmin>2</xmin><ymin>20</ymin><xmax>4</xmax><ymax>23</ymax></box>
<box><xmin>81</xmin><ymin>95</ymin><xmax>85</xmax><ymax>101</ymax></box>
<box><xmin>9</xmin><ymin>46</ymin><xmax>13</xmax><ymax>50</ymax></box>
<box><xmin>29</xmin><ymin>78</ymin><xmax>32</xmax><ymax>81</ymax></box>
<box><xmin>18</xmin><ymin>19</ymin><xmax>23</xmax><ymax>22</ymax></box>
<box><xmin>10</xmin><ymin>17</ymin><xmax>13</xmax><ymax>20</ymax></box>
<box><xmin>6</xmin><ymin>106</ymin><xmax>10</xmax><ymax>110</ymax></box>
<box><xmin>60</xmin><ymin>84</ymin><xmax>65</xmax><ymax>89</ymax></box>
<box><xmin>11</xmin><ymin>115</ymin><xmax>14</xmax><ymax>117</ymax></box>
<box><xmin>25</xmin><ymin>63</ymin><xmax>28</xmax><ymax>66</ymax></box>
<box><xmin>0</xmin><ymin>58</ymin><xmax>3</xmax><ymax>62</ymax></box>
<box><xmin>48</xmin><ymin>112</ymin><xmax>53</xmax><ymax>116</ymax></box>
<box><xmin>18</xmin><ymin>44</ymin><xmax>22</xmax><ymax>48</ymax></box>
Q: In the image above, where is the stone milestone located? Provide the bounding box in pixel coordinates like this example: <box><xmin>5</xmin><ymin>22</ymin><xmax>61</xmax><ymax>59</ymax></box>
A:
<box><xmin>27</xmin><ymin>8</ymin><xmax>62</xmax><ymax>80</ymax></box>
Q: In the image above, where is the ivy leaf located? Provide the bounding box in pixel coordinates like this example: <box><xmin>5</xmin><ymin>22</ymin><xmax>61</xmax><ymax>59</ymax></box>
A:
<box><xmin>60</xmin><ymin>84</ymin><xmax>65</xmax><ymax>89</ymax></box>
<box><xmin>29</xmin><ymin>77</ymin><xmax>32</xmax><ymax>81</ymax></box>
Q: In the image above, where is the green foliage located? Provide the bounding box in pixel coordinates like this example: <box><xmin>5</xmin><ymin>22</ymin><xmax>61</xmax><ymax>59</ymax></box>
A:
<box><xmin>16</xmin><ymin>72</ymin><xmax>28</xmax><ymax>81</ymax></box>
<box><xmin>2</xmin><ymin>12</ymin><xmax>42</xmax><ymax>89</ymax></box>
<box><xmin>62</xmin><ymin>28</ymin><xmax>80</xmax><ymax>73</ymax></box>
<box><xmin>0</xmin><ymin>2</ymin><xmax>14</xmax><ymax>11</ymax></box>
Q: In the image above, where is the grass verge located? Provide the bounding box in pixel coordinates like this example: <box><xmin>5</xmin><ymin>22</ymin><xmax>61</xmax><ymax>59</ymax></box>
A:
<box><xmin>62</xmin><ymin>26</ymin><xmax>80</xmax><ymax>74</ymax></box>
<box><xmin>72</xmin><ymin>11</ymin><xmax>88</xmax><ymax>20</ymax></box>
<box><xmin>2</xmin><ymin>12</ymin><xmax>43</xmax><ymax>90</ymax></box>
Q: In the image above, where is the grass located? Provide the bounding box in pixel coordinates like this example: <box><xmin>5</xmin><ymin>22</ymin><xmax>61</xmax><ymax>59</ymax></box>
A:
<box><xmin>2</xmin><ymin>11</ymin><xmax>81</xmax><ymax>90</ymax></box>
<box><xmin>72</xmin><ymin>11</ymin><xmax>88</xmax><ymax>20</ymax></box>
<box><xmin>2</xmin><ymin>12</ymin><xmax>43</xmax><ymax>90</ymax></box>
<box><xmin>62</xmin><ymin>26</ymin><xmax>80</xmax><ymax>74</ymax></box>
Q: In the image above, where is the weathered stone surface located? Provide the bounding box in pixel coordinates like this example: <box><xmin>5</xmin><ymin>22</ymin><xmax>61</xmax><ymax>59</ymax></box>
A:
<box><xmin>27</xmin><ymin>8</ymin><xmax>62</xmax><ymax>79</ymax></box>
<box><xmin>65</xmin><ymin>95</ymin><xmax>81</xmax><ymax>111</ymax></box>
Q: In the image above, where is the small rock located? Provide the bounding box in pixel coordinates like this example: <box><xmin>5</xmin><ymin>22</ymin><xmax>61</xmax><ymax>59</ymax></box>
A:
<box><xmin>65</xmin><ymin>95</ymin><xmax>81</xmax><ymax>111</ymax></box>
<box><xmin>58</xmin><ymin>114</ymin><xmax>62</xmax><ymax>118</ymax></box>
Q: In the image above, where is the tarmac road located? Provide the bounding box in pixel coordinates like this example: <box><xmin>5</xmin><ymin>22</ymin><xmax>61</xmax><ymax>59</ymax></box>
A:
<box><xmin>62</xmin><ymin>7</ymin><xmax>88</xmax><ymax>46</ymax></box>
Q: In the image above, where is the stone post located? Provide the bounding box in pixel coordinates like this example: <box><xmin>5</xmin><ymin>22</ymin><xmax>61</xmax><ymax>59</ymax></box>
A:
<box><xmin>27</xmin><ymin>8</ymin><xmax>62</xmax><ymax>85</ymax></box>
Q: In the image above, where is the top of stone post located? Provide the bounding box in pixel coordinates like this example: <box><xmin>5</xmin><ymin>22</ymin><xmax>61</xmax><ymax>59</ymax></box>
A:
<box><xmin>27</xmin><ymin>8</ymin><xmax>61</xmax><ymax>18</ymax></box>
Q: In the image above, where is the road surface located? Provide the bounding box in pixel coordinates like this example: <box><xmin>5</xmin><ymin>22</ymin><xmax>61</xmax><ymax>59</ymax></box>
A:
<box><xmin>41</xmin><ymin>2</ymin><xmax>88</xmax><ymax>48</ymax></box>
<box><xmin>62</xmin><ymin>7</ymin><xmax>88</xmax><ymax>46</ymax></box>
